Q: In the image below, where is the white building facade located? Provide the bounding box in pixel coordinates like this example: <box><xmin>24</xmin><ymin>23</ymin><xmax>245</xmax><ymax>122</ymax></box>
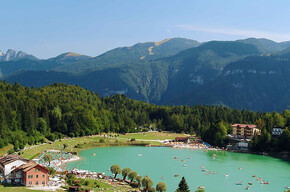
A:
<box><xmin>272</xmin><ymin>127</ymin><xmax>285</xmax><ymax>136</ymax></box>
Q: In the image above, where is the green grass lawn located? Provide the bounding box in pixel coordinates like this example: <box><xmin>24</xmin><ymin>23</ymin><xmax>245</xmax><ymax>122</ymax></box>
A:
<box><xmin>0</xmin><ymin>144</ymin><xmax>13</xmax><ymax>157</ymax></box>
<box><xmin>94</xmin><ymin>180</ymin><xmax>114</xmax><ymax>189</ymax></box>
<box><xmin>21</xmin><ymin>136</ymin><xmax>107</xmax><ymax>159</ymax></box>
<box><xmin>118</xmin><ymin>132</ymin><xmax>189</xmax><ymax>141</ymax></box>
<box><xmin>0</xmin><ymin>185</ymin><xmax>44</xmax><ymax>192</ymax></box>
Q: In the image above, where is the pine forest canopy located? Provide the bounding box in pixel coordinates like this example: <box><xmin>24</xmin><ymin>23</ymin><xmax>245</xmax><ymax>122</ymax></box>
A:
<box><xmin>0</xmin><ymin>81</ymin><xmax>289</xmax><ymax>154</ymax></box>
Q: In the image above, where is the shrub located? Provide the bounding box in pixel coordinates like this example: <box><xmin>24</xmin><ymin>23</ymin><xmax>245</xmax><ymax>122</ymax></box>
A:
<box><xmin>8</xmin><ymin>149</ymin><xmax>14</xmax><ymax>154</ymax></box>
<box><xmin>129</xmin><ymin>181</ymin><xmax>139</xmax><ymax>188</ymax></box>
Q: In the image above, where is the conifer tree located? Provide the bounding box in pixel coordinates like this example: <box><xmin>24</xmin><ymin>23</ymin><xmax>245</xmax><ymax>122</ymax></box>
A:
<box><xmin>176</xmin><ymin>177</ymin><xmax>190</xmax><ymax>192</ymax></box>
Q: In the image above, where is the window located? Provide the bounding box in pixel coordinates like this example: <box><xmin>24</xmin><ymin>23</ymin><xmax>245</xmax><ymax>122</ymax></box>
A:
<box><xmin>36</xmin><ymin>175</ymin><xmax>38</xmax><ymax>178</ymax></box>
<box><xmin>42</xmin><ymin>181</ymin><xmax>45</xmax><ymax>184</ymax></box>
<box><xmin>35</xmin><ymin>168</ymin><xmax>40</xmax><ymax>172</ymax></box>
<box><xmin>28</xmin><ymin>175</ymin><xmax>33</xmax><ymax>179</ymax></box>
<box><xmin>36</xmin><ymin>181</ymin><xmax>39</xmax><ymax>185</ymax></box>
<box><xmin>43</xmin><ymin>174</ymin><xmax>45</xmax><ymax>178</ymax></box>
<box><xmin>29</xmin><ymin>181</ymin><xmax>32</xmax><ymax>185</ymax></box>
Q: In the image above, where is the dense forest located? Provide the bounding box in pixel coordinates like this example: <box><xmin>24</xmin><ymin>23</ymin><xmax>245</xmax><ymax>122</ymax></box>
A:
<box><xmin>0</xmin><ymin>81</ymin><xmax>289</xmax><ymax>153</ymax></box>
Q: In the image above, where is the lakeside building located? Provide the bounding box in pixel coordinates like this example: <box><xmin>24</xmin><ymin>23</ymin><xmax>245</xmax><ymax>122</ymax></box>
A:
<box><xmin>11</xmin><ymin>161</ymin><xmax>49</xmax><ymax>186</ymax></box>
<box><xmin>174</xmin><ymin>137</ymin><xmax>191</xmax><ymax>143</ymax></box>
<box><xmin>0</xmin><ymin>155</ymin><xmax>29</xmax><ymax>176</ymax></box>
<box><xmin>0</xmin><ymin>155</ymin><xmax>48</xmax><ymax>186</ymax></box>
<box><xmin>231</xmin><ymin>124</ymin><xmax>260</xmax><ymax>139</ymax></box>
<box><xmin>272</xmin><ymin>127</ymin><xmax>285</xmax><ymax>136</ymax></box>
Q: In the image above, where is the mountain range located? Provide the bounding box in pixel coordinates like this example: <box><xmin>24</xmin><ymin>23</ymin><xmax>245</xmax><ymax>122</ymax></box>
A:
<box><xmin>0</xmin><ymin>49</ymin><xmax>37</xmax><ymax>62</ymax></box>
<box><xmin>1</xmin><ymin>37</ymin><xmax>289</xmax><ymax>112</ymax></box>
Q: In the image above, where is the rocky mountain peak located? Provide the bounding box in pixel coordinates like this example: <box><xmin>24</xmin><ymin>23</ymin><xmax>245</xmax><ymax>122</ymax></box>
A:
<box><xmin>0</xmin><ymin>49</ymin><xmax>38</xmax><ymax>62</ymax></box>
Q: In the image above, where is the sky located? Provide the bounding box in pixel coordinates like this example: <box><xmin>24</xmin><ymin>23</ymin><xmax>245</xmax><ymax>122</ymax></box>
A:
<box><xmin>1</xmin><ymin>0</ymin><xmax>290</xmax><ymax>59</ymax></box>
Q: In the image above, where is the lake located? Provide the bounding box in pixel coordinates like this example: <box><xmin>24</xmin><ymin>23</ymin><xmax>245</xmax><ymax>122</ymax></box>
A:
<box><xmin>66</xmin><ymin>146</ymin><xmax>290</xmax><ymax>192</ymax></box>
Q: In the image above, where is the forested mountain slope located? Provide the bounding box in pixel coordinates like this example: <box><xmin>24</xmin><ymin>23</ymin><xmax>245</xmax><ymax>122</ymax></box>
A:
<box><xmin>54</xmin><ymin>37</ymin><xmax>200</xmax><ymax>73</ymax></box>
<box><xmin>2</xmin><ymin>38</ymin><xmax>290</xmax><ymax>112</ymax></box>
<box><xmin>0</xmin><ymin>82</ymin><xmax>289</xmax><ymax>153</ymax></box>
<box><xmin>171</xmin><ymin>53</ymin><xmax>290</xmax><ymax>112</ymax></box>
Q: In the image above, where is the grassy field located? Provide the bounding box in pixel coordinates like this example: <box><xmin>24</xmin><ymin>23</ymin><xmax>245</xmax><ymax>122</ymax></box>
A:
<box><xmin>21</xmin><ymin>136</ymin><xmax>103</xmax><ymax>159</ymax></box>
<box><xmin>119</xmin><ymin>132</ymin><xmax>189</xmax><ymax>141</ymax></box>
<box><xmin>92</xmin><ymin>179</ymin><xmax>138</xmax><ymax>192</ymax></box>
<box><xmin>0</xmin><ymin>144</ymin><xmax>13</xmax><ymax>157</ymax></box>
<box><xmin>0</xmin><ymin>185</ymin><xmax>45</xmax><ymax>192</ymax></box>
<box><xmin>94</xmin><ymin>180</ymin><xmax>114</xmax><ymax>190</ymax></box>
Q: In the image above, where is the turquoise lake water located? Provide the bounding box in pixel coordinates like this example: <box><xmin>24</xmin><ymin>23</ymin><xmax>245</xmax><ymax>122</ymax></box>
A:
<box><xmin>66</xmin><ymin>146</ymin><xmax>290</xmax><ymax>192</ymax></box>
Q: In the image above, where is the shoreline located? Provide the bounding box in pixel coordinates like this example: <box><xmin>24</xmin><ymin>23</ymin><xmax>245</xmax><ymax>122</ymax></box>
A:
<box><xmin>227</xmin><ymin>149</ymin><xmax>290</xmax><ymax>161</ymax></box>
<box><xmin>69</xmin><ymin>139</ymin><xmax>290</xmax><ymax>164</ymax></box>
<box><xmin>57</xmin><ymin>142</ymin><xmax>150</xmax><ymax>171</ymax></box>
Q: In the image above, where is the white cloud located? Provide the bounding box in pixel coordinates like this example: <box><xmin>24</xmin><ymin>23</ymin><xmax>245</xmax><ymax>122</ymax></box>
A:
<box><xmin>176</xmin><ymin>24</ymin><xmax>290</xmax><ymax>42</ymax></box>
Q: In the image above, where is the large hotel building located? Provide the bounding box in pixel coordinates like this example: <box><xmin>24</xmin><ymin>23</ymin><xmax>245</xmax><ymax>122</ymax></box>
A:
<box><xmin>231</xmin><ymin>123</ymin><xmax>261</xmax><ymax>139</ymax></box>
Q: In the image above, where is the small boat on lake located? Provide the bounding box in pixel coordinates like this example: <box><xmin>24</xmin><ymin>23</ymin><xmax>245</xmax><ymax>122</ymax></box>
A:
<box><xmin>198</xmin><ymin>186</ymin><xmax>204</xmax><ymax>189</ymax></box>
<box><xmin>252</xmin><ymin>175</ymin><xmax>256</xmax><ymax>177</ymax></box>
<box><xmin>248</xmin><ymin>183</ymin><xmax>252</xmax><ymax>185</ymax></box>
<box><xmin>187</xmin><ymin>157</ymin><xmax>191</xmax><ymax>159</ymax></box>
<box><xmin>202</xmin><ymin>169</ymin><xmax>207</xmax><ymax>172</ymax></box>
<box><xmin>174</xmin><ymin>157</ymin><xmax>178</xmax><ymax>159</ymax></box>
<box><xmin>224</xmin><ymin>174</ymin><xmax>229</xmax><ymax>177</ymax></box>
<box><xmin>137</xmin><ymin>153</ymin><xmax>142</xmax><ymax>156</ymax></box>
<box><xmin>92</xmin><ymin>153</ymin><xmax>96</xmax><ymax>156</ymax></box>
<box><xmin>182</xmin><ymin>159</ymin><xmax>186</xmax><ymax>162</ymax></box>
<box><xmin>235</xmin><ymin>181</ymin><xmax>243</xmax><ymax>185</ymax></box>
<box><xmin>174</xmin><ymin>174</ymin><xmax>179</xmax><ymax>177</ymax></box>
<box><xmin>260</xmin><ymin>181</ymin><xmax>270</xmax><ymax>184</ymax></box>
<box><xmin>246</xmin><ymin>186</ymin><xmax>250</xmax><ymax>190</ymax></box>
<box><xmin>183</xmin><ymin>164</ymin><xmax>187</xmax><ymax>167</ymax></box>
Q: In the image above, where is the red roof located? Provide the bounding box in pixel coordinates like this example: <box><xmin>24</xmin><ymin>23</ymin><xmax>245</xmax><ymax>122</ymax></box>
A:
<box><xmin>231</xmin><ymin>124</ymin><xmax>257</xmax><ymax>128</ymax></box>
<box><xmin>13</xmin><ymin>161</ymin><xmax>48</xmax><ymax>173</ymax></box>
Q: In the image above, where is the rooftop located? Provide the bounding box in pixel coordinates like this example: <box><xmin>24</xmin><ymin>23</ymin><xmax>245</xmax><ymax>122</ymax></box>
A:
<box><xmin>0</xmin><ymin>155</ymin><xmax>29</xmax><ymax>166</ymax></box>
<box><xmin>13</xmin><ymin>161</ymin><xmax>48</xmax><ymax>173</ymax></box>
<box><xmin>231</xmin><ymin>124</ymin><xmax>257</xmax><ymax>129</ymax></box>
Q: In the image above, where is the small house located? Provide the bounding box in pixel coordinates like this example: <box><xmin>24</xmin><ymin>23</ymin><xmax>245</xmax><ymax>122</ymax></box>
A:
<box><xmin>272</xmin><ymin>127</ymin><xmax>285</xmax><ymax>136</ymax></box>
<box><xmin>175</xmin><ymin>137</ymin><xmax>191</xmax><ymax>143</ymax></box>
